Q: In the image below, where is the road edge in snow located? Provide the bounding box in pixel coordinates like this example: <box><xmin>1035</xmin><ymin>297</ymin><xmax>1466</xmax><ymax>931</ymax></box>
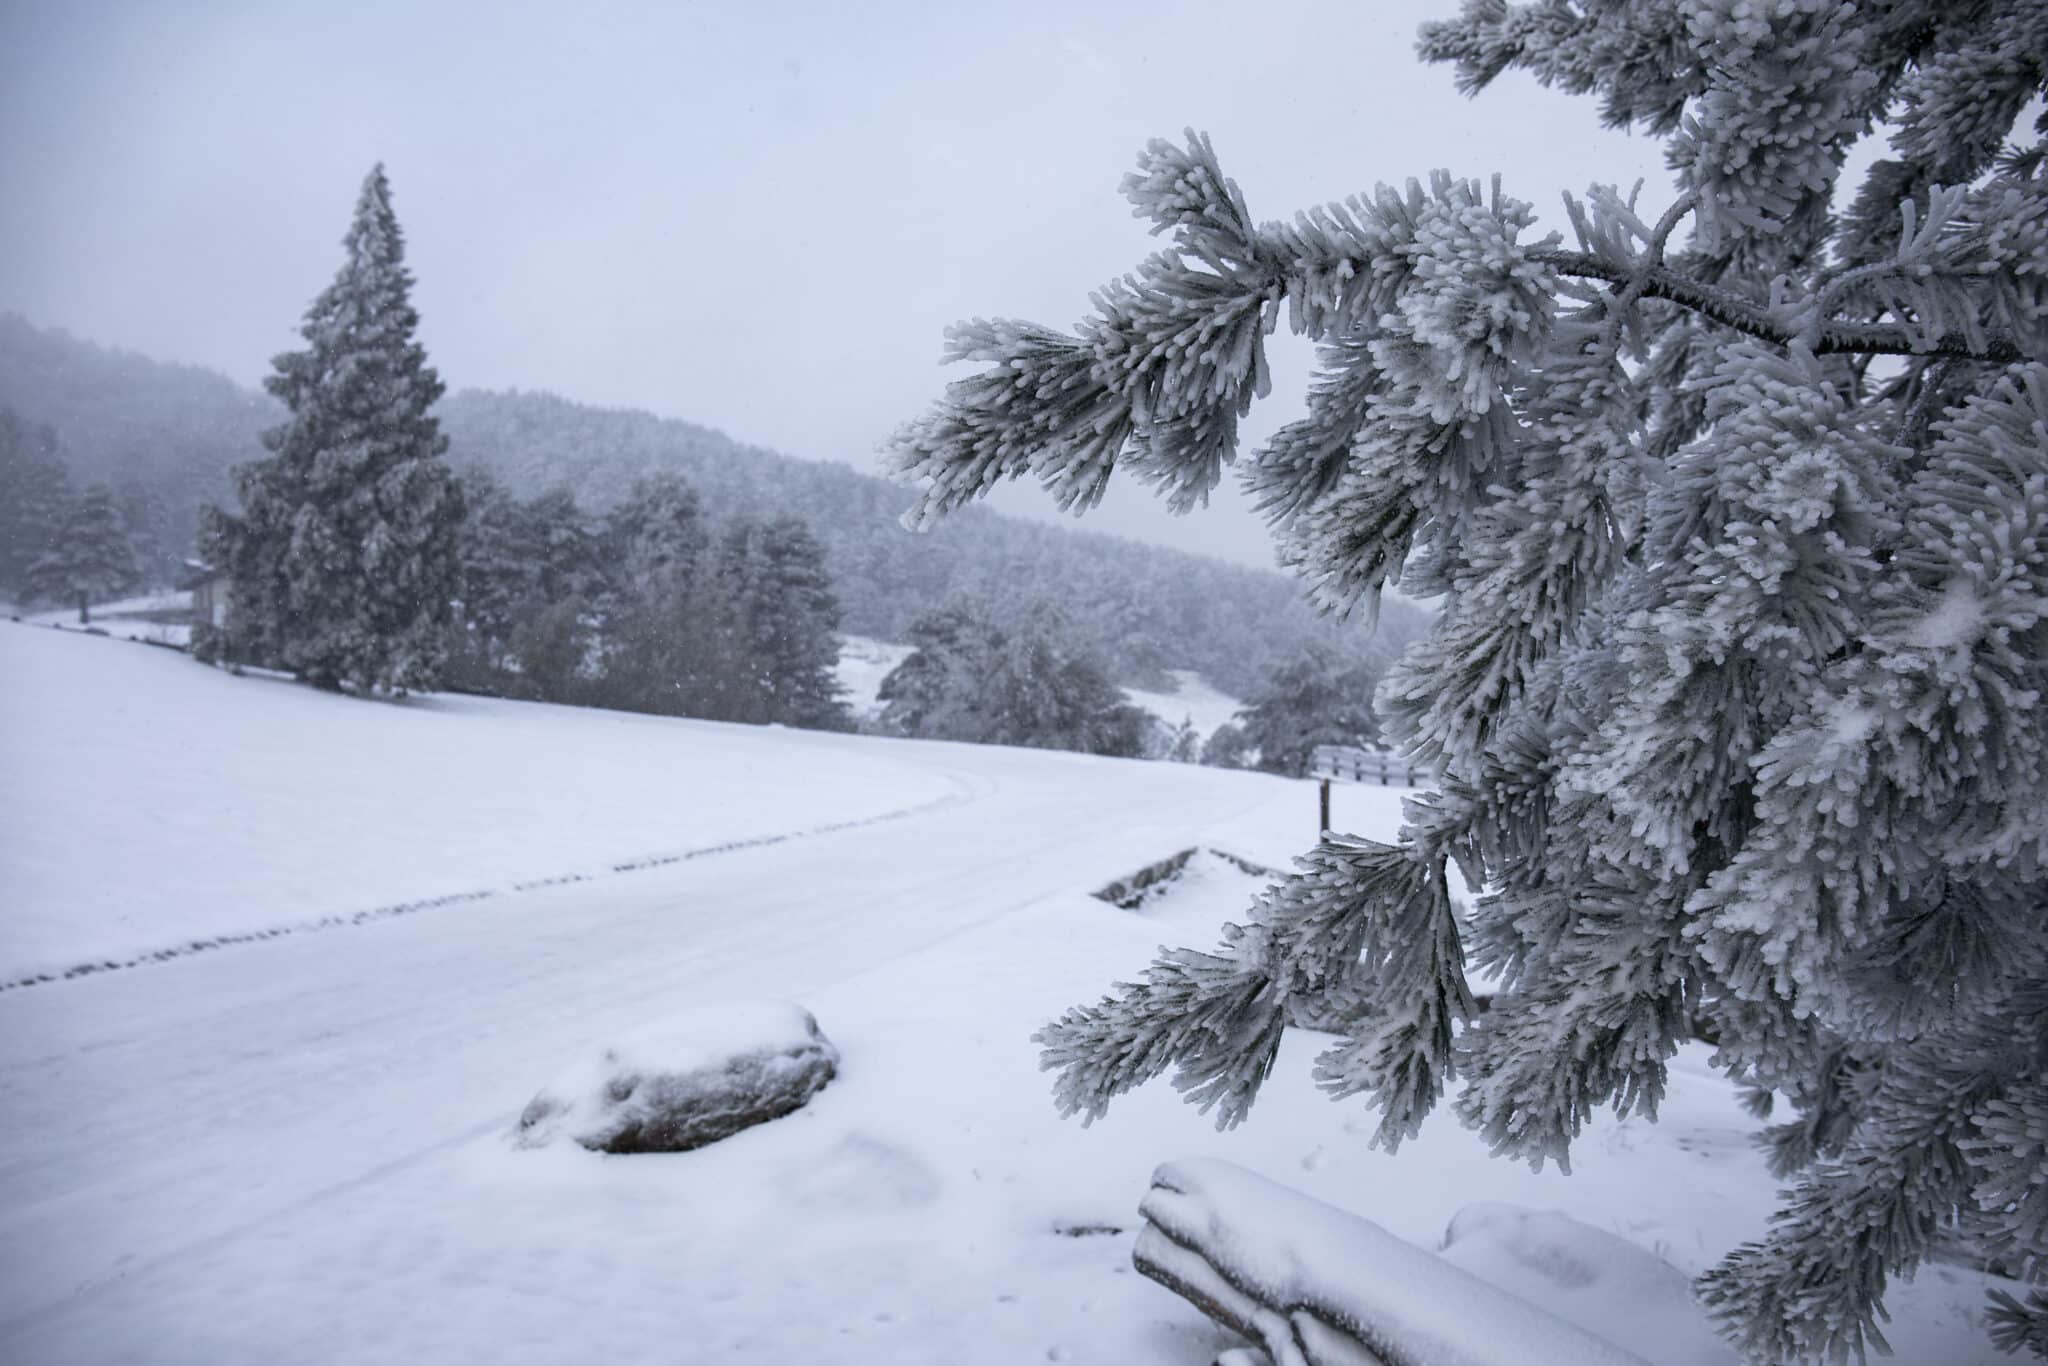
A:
<box><xmin>0</xmin><ymin>782</ymin><xmax>975</xmax><ymax>996</ymax></box>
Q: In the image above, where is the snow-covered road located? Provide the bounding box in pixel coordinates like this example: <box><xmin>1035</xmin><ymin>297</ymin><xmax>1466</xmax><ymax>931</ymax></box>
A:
<box><xmin>0</xmin><ymin>626</ymin><xmax>2011</xmax><ymax>1364</ymax></box>
<box><xmin>0</xmin><ymin>625</ymin><xmax>1316</xmax><ymax>1362</ymax></box>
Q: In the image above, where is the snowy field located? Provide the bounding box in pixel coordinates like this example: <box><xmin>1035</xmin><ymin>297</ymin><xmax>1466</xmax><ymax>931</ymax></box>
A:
<box><xmin>833</xmin><ymin>634</ymin><xmax>916</xmax><ymax>719</ymax></box>
<box><xmin>0</xmin><ymin>623</ymin><xmax>2013</xmax><ymax>1364</ymax></box>
<box><xmin>21</xmin><ymin>587</ymin><xmax>194</xmax><ymax>648</ymax></box>
<box><xmin>1120</xmin><ymin>669</ymin><xmax>1243</xmax><ymax>742</ymax></box>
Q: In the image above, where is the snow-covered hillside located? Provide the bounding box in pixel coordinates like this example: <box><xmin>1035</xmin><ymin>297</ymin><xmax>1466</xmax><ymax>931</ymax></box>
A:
<box><xmin>1120</xmin><ymin>669</ymin><xmax>1243</xmax><ymax>741</ymax></box>
<box><xmin>833</xmin><ymin>634</ymin><xmax>915</xmax><ymax>719</ymax></box>
<box><xmin>0</xmin><ymin>624</ymin><xmax>2013</xmax><ymax>1364</ymax></box>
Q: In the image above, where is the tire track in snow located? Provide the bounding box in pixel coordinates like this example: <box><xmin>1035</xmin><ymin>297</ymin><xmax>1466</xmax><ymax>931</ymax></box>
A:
<box><xmin>0</xmin><ymin>772</ymin><xmax>986</xmax><ymax>995</ymax></box>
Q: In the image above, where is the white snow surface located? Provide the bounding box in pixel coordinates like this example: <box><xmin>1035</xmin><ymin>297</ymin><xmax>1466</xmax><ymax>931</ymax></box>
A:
<box><xmin>1439</xmin><ymin>1204</ymin><xmax>1735</xmax><ymax>1366</ymax></box>
<box><xmin>0</xmin><ymin>622</ymin><xmax>2018</xmax><ymax>1364</ymax></box>
<box><xmin>1138</xmin><ymin>1157</ymin><xmax>1647</xmax><ymax>1366</ymax></box>
<box><xmin>834</xmin><ymin>634</ymin><xmax>915</xmax><ymax>718</ymax></box>
<box><xmin>1122</xmin><ymin>668</ymin><xmax>1243</xmax><ymax>740</ymax></box>
<box><xmin>22</xmin><ymin>590</ymin><xmax>193</xmax><ymax>647</ymax></box>
<box><xmin>2</xmin><ymin>623</ymin><xmax>958</xmax><ymax>980</ymax></box>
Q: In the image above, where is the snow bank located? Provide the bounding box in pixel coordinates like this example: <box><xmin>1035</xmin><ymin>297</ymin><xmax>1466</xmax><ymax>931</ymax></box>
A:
<box><xmin>1136</xmin><ymin>1158</ymin><xmax>1648</xmax><ymax>1366</ymax></box>
<box><xmin>518</xmin><ymin>1001</ymin><xmax>838</xmax><ymax>1153</ymax></box>
<box><xmin>1437</xmin><ymin>1204</ymin><xmax>1737</xmax><ymax>1366</ymax></box>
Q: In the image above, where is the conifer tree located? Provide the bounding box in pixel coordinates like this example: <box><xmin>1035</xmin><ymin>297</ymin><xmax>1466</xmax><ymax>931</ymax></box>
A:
<box><xmin>0</xmin><ymin>411</ymin><xmax>74</xmax><ymax>602</ymax></box>
<box><xmin>1235</xmin><ymin>646</ymin><xmax>1383</xmax><ymax>777</ymax></box>
<box><xmin>27</xmin><ymin>483</ymin><xmax>140</xmax><ymax>622</ymax></box>
<box><xmin>0</xmin><ymin>409</ymin><xmax>75</xmax><ymax>601</ymax></box>
<box><xmin>449</xmin><ymin>468</ymin><xmax>543</xmax><ymax>675</ymax></box>
<box><xmin>718</xmin><ymin>517</ymin><xmax>850</xmax><ymax>729</ymax></box>
<box><xmin>113</xmin><ymin>480</ymin><xmax>174</xmax><ymax>587</ymax></box>
<box><xmin>523</xmin><ymin>487</ymin><xmax>602</xmax><ymax>607</ymax></box>
<box><xmin>203</xmin><ymin>165</ymin><xmax>463</xmax><ymax>693</ymax></box>
<box><xmin>886</xmin><ymin>2</ymin><xmax>2048</xmax><ymax>1357</ymax></box>
<box><xmin>600</xmin><ymin>473</ymin><xmax>706</xmax><ymax>607</ymax></box>
<box><xmin>1200</xmin><ymin>721</ymin><xmax>1252</xmax><ymax>770</ymax></box>
<box><xmin>879</xmin><ymin>603</ymin><xmax>1148</xmax><ymax>756</ymax></box>
<box><xmin>877</xmin><ymin>604</ymin><xmax>1002</xmax><ymax>737</ymax></box>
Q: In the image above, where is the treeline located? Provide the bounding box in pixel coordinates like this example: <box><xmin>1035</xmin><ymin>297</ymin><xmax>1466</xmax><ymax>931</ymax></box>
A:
<box><xmin>0</xmin><ymin>410</ymin><xmax>158</xmax><ymax>616</ymax></box>
<box><xmin>9</xmin><ymin>385</ymin><xmax>1399</xmax><ymax>766</ymax></box>
<box><xmin>438</xmin><ymin>389</ymin><xmax>1429</xmax><ymax>696</ymax></box>
<box><xmin>871</xmin><ymin>599</ymin><xmax>1388</xmax><ymax>774</ymax></box>
<box><xmin>442</xmin><ymin>471</ymin><xmax>846</xmax><ymax>728</ymax></box>
<box><xmin>0</xmin><ymin>315</ymin><xmax>255</xmax><ymax>575</ymax></box>
<box><xmin>0</xmin><ymin>315</ymin><xmax>1430</xmax><ymax>699</ymax></box>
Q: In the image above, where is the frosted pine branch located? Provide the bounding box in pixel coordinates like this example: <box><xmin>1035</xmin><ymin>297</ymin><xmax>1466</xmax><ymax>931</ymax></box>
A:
<box><xmin>1527</xmin><ymin>248</ymin><xmax>2029</xmax><ymax>362</ymax></box>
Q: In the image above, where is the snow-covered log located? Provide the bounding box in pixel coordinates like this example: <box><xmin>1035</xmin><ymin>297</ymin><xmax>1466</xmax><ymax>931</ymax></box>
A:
<box><xmin>1134</xmin><ymin>1159</ymin><xmax>1648</xmax><ymax>1366</ymax></box>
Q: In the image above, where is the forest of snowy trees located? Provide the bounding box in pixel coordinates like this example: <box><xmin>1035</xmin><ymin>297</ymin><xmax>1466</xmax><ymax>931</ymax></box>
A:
<box><xmin>0</xmin><ymin>299</ymin><xmax>1422</xmax><ymax>756</ymax></box>
<box><xmin>0</xmin><ymin>312</ymin><xmax>1428</xmax><ymax>701</ymax></box>
<box><xmin>448</xmin><ymin>470</ymin><xmax>850</xmax><ymax>727</ymax></box>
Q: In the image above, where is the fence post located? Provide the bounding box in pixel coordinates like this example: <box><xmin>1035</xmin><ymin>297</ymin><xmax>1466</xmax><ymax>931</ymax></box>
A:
<box><xmin>1319</xmin><ymin>778</ymin><xmax>1331</xmax><ymax>838</ymax></box>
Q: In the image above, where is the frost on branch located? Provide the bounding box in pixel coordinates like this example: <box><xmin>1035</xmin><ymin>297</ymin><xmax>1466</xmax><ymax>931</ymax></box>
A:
<box><xmin>893</xmin><ymin>3</ymin><xmax>2048</xmax><ymax>1357</ymax></box>
<box><xmin>1035</xmin><ymin>836</ymin><xmax>1471</xmax><ymax>1148</ymax></box>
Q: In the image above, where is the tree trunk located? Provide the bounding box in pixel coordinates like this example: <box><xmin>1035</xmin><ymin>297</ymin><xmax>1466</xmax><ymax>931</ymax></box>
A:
<box><xmin>76</xmin><ymin>591</ymin><xmax>88</xmax><ymax>625</ymax></box>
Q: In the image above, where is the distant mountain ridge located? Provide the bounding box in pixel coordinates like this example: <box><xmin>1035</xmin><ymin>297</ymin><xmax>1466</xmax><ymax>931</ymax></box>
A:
<box><xmin>0</xmin><ymin>313</ymin><xmax>1424</xmax><ymax>695</ymax></box>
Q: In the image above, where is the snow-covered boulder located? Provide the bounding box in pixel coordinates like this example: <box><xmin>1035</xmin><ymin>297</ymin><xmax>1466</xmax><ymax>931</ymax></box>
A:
<box><xmin>516</xmin><ymin>1002</ymin><xmax>838</xmax><ymax>1154</ymax></box>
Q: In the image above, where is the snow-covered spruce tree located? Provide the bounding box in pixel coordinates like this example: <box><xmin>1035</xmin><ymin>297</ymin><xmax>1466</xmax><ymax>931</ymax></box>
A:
<box><xmin>26</xmin><ymin>483</ymin><xmax>139</xmax><ymax>622</ymax></box>
<box><xmin>883</xmin><ymin>3</ymin><xmax>2048</xmax><ymax>1359</ymax></box>
<box><xmin>203</xmin><ymin>165</ymin><xmax>462</xmax><ymax>693</ymax></box>
<box><xmin>717</xmin><ymin>517</ymin><xmax>851</xmax><ymax>730</ymax></box>
<box><xmin>1235</xmin><ymin>645</ymin><xmax>1384</xmax><ymax>777</ymax></box>
<box><xmin>0</xmin><ymin>409</ymin><xmax>74</xmax><ymax>602</ymax></box>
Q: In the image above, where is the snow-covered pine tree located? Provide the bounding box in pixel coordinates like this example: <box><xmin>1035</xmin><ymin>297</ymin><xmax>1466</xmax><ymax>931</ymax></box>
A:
<box><xmin>601</xmin><ymin>473</ymin><xmax>707</xmax><ymax>605</ymax></box>
<box><xmin>26</xmin><ymin>483</ymin><xmax>140</xmax><ymax>622</ymax></box>
<box><xmin>877</xmin><ymin>604</ymin><xmax>1003</xmax><ymax>737</ymax></box>
<box><xmin>1235</xmin><ymin>646</ymin><xmax>1383</xmax><ymax>777</ymax></box>
<box><xmin>883</xmin><ymin>2</ymin><xmax>2048</xmax><ymax>1358</ymax></box>
<box><xmin>879</xmin><ymin>601</ymin><xmax>1148</xmax><ymax>755</ymax></box>
<box><xmin>0</xmin><ymin>409</ymin><xmax>74</xmax><ymax>601</ymax></box>
<box><xmin>113</xmin><ymin>481</ymin><xmax>174</xmax><ymax>588</ymax></box>
<box><xmin>450</xmin><ymin>468</ymin><xmax>544</xmax><ymax>676</ymax></box>
<box><xmin>523</xmin><ymin>487</ymin><xmax>604</xmax><ymax>607</ymax></box>
<box><xmin>203</xmin><ymin>164</ymin><xmax>463</xmax><ymax>693</ymax></box>
<box><xmin>1200</xmin><ymin>720</ymin><xmax>1252</xmax><ymax>769</ymax></box>
<box><xmin>719</xmin><ymin>517</ymin><xmax>850</xmax><ymax>730</ymax></box>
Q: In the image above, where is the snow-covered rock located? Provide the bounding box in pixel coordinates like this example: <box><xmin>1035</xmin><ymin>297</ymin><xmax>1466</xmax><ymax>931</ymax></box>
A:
<box><xmin>516</xmin><ymin>1002</ymin><xmax>838</xmax><ymax>1154</ymax></box>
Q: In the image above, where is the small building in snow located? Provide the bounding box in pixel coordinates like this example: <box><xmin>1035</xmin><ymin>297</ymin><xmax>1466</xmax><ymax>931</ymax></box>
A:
<box><xmin>177</xmin><ymin>561</ymin><xmax>231</xmax><ymax>628</ymax></box>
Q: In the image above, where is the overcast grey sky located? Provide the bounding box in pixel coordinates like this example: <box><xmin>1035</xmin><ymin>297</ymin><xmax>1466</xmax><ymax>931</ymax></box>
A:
<box><xmin>0</xmin><ymin>1</ymin><xmax>1667</xmax><ymax>568</ymax></box>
